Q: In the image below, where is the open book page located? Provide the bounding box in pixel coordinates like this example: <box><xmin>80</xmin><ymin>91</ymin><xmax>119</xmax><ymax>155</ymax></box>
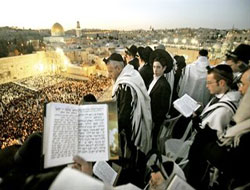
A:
<box><xmin>49</xmin><ymin>167</ymin><xmax>112</xmax><ymax>190</ymax></box>
<box><xmin>114</xmin><ymin>183</ymin><xmax>142</xmax><ymax>190</ymax></box>
<box><xmin>93</xmin><ymin>161</ymin><xmax>118</xmax><ymax>186</ymax></box>
<box><xmin>112</xmin><ymin>162</ymin><xmax>122</xmax><ymax>186</ymax></box>
<box><xmin>166</xmin><ymin>174</ymin><xmax>195</xmax><ymax>190</ymax></box>
<box><xmin>173</xmin><ymin>94</ymin><xmax>201</xmax><ymax>118</ymax></box>
<box><xmin>44</xmin><ymin>103</ymin><xmax>79</xmax><ymax>168</ymax></box>
<box><xmin>78</xmin><ymin>104</ymin><xmax>109</xmax><ymax>161</ymax></box>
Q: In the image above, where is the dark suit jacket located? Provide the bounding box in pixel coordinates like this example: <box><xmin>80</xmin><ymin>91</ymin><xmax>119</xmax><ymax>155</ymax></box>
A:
<box><xmin>139</xmin><ymin>63</ymin><xmax>153</xmax><ymax>90</ymax></box>
<box><xmin>149</xmin><ymin>75</ymin><xmax>171</xmax><ymax>126</ymax></box>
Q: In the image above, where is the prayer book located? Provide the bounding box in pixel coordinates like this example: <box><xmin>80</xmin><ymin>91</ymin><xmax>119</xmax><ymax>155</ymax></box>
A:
<box><xmin>93</xmin><ymin>161</ymin><xmax>119</xmax><ymax>186</ymax></box>
<box><xmin>43</xmin><ymin>101</ymin><xmax>118</xmax><ymax>169</ymax></box>
<box><xmin>49</xmin><ymin>167</ymin><xmax>141</xmax><ymax>190</ymax></box>
<box><xmin>49</xmin><ymin>167</ymin><xmax>111</xmax><ymax>190</ymax></box>
<box><xmin>173</xmin><ymin>94</ymin><xmax>201</xmax><ymax>118</ymax></box>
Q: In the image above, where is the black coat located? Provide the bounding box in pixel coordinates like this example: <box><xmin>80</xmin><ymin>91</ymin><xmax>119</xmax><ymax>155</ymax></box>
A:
<box><xmin>139</xmin><ymin>63</ymin><xmax>153</xmax><ymax>90</ymax></box>
<box><xmin>149</xmin><ymin>75</ymin><xmax>171</xmax><ymax>126</ymax></box>
<box><xmin>186</xmin><ymin>127</ymin><xmax>250</xmax><ymax>189</ymax></box>
<box><xmin>203</xmin><ymin>132</ymin><xmax>250</xmax><ymax>187</ymax></box>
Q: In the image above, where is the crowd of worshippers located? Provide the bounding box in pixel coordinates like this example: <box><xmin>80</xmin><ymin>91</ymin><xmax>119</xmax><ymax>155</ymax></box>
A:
<box><xmin>0</xmin><ymin>75</ymin><xmax>112</xmax><ymax>149</ymax></box>
<box><xmin>0</xmin><ymin>43</ymin><xmax>250</xmax><ymax>190</ymax></box>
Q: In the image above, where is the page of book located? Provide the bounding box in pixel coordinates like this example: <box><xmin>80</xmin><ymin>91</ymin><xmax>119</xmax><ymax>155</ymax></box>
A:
<box><xmin>166</xmin><ymin>174</ymin><xmax>195</xmax><ymax>190</ymax></box>
<box><xmin>173</xmin><ymin>94</ymin><xmax>201</xmax><ymax>118</ymax></box>
<box><xmin>114</xmin><ymin>183</ymin><xmax>142</xmax><ymax>190</ymax></box>
<box><xmin>49</xmin><ymin>167</ymin><xmax>111</xmax><ymax>190</ymax></box>
<box><xmin>93</xmin><ymin>161</ymin><xmax>118</xmax><ymax>186</ymax></box>
<box><xmin>78</xmin><ymin>104</ymin><xmax>109</xmax><ymax>161</ymax></box>
<box><xmin>44</xmin><ymin>103</ymin><xmax>79</xmax><ymax>168</ymax></box>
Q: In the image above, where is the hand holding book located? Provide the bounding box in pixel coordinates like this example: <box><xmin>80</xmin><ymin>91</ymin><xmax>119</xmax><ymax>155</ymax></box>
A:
<box><xmin>173</xmin><ymin>94</ymin><xmax>201</xmax><ymax>118</ymax></box>
<box><xmin>72</xmin><ymin>155</ymin><xmax>93</xmax><ymax>176</ymax></box>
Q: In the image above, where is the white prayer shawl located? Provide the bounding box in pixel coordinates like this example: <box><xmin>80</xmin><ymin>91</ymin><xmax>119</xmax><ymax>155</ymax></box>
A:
<box><xmin>112</xmin><ymin>64</ymin><xmax>153</xmax><ymax>154</ymax></box>
<box><xmin>164</xmin><ymin>70</ymin><xmax>175</xmax><ymax>110</ymax></box>
<box><xmin>166</xmin><ymin>51</ymin><xmax>176</xmax><ymax>108</ymax></box>
<box><xmin>178</xmin><ymin>56</ymin><xmax>211</xmax><ymax>106</ymax></box>
<box><xmin>219</xmin><ymin>87</ymin><xmax>250</xmax><ymax>147</ymax></box>
<box><xmin>200</xmin><ymin>90</ymin><xmax>241</xmax><ymax>137</ymax></box>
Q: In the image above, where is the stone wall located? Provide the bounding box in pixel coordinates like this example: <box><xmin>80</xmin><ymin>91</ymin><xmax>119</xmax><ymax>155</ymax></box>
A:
<box><xmin>0</xmin><ymin>50</ymin><xmax>108</xmax><ymax>84</ymax></box>
<box><xmin>0</xmin><ymin>51</ymin><xmax>65</xmax><ymax>84</ymax></box>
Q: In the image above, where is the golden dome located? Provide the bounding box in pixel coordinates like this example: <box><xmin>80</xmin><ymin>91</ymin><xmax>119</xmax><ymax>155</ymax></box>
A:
<box><xmin>51</xmin><ymin>23</ymin><xmax>64</xmax><ymax>37</ymax></box>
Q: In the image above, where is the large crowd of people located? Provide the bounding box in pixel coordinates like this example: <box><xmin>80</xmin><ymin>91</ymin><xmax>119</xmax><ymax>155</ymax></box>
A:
<box><xmin>0</xmin><ymin>43</ymin><xmax>250</xmax><ymax>190</ymax></box>
<box><xmin>0</xmin><ymin>74</ymin><xmax>112</xmax><ymax>149</ymax></box>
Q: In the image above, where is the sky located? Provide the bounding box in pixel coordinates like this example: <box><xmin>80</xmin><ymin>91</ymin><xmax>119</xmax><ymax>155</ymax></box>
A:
<box><xmin>1</xmin><ymin>0</ymin><xmax>250</xmax><ymax>30</ymax></box>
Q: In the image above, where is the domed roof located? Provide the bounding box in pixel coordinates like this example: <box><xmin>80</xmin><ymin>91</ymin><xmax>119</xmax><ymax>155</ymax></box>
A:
<box><xmin>51</xmin><ymin>23</ymin><xmax>64</xmax><ymax>37</ymax></box>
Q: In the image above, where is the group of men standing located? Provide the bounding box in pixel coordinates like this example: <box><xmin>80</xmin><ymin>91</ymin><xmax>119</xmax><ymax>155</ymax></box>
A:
<box><xmin>104</xmin><ymin>43</ymin><xmax>250</xmax><ymax>189</ymax></box>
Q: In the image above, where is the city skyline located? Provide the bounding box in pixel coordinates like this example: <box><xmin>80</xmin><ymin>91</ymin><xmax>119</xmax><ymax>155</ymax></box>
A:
<box><xmin>1</xmin><ymin>0</ymin><xmax>250</xmax><ymax>30</ymax></box>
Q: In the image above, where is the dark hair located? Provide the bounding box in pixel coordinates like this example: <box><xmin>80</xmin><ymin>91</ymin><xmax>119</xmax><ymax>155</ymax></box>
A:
<box><xmin>207</xmin><ymin>65</ymin><xmax>233</xmax><ymax>87</ymax></box>
<box><xmin>199</xmin><ymin>49</ymin><xmax>208</xmax><ymax>57</ymax></box>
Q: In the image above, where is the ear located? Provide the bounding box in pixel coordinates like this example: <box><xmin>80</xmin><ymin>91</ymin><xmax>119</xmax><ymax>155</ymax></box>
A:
<box><xmin>219</xmin><ymin>79</ymin><xmax>226</xmax><ymax>86</ymax></box>
<box><xmin>163</xmin><ymin>66</ymin><xmax>167</xmax><ymax>72</ymax></box>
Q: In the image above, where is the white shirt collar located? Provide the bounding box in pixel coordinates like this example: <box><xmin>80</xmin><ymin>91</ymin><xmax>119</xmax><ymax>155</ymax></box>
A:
<box><xmin>215</xmin><ymin>93</ymin><xmax>224</xmax><ymax>99</ymax></box>
<box><xmin>148</xmin><ymin>75</ymin><xmax>161</xmax><ymax>94</ymax></box>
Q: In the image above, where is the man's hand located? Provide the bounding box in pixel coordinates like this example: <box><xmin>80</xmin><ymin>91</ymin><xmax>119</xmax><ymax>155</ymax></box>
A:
<box><xmin>149</xmin><ymin>171</ymin><xmax>167</xmax><ymax>190</ymax></box>
<box><xmin>72</xmin><ymin>155</ymin><xmax>93</xmax><ymax>176</ymax></box>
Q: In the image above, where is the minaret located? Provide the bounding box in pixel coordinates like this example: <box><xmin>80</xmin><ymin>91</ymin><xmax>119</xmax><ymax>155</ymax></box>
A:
<box><xmin>76</xmin><ymin>21</ymin><xmax>81</xmax><ymax>37</ymax></box>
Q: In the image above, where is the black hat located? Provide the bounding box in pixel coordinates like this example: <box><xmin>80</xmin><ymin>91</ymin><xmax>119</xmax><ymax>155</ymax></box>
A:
<box><xmin>138</xmin><ymin>46</ymin><xmax>153</xmax><ymax>63</ymax></box>
<box><xmin>154</xmin><ymin>44</ymin><xmax>165</xmax><ymax>50</ymax></box>
<box><xmin>125</xmin><ymin>45</ymin><xmax>138</xmax><ymax>57</ymax></box>
<box><xmin>174</xmin><ymin>55</ymin><xmax>186</xmax><ymax>69</ymax></box>
<box><xmin>149</xmin><ymin>49</ymin><xmax>173</xmax><ymax>73</ymax></box>
<box><xmin>226</xmin><ymin>44</ymin><xmax>250</xmax><ymax>64</ymax></box>
<box><xmin>137</xmin><ymin>46</ymin><xmax>144</xmax><ymax>55</ymax></box>
<box><xmin>103</xmin><ymin>53</ymin><xmax>124</xmax><ymax>64</ymax></box>
<box><xmin>207</xmin><ymin>64</ymin><xmax>233</xmax><ymax>83</ymax></box>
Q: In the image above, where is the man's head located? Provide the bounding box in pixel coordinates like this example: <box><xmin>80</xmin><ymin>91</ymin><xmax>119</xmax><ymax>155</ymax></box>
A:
<box><xmin>206</xmin><ymin>65</ymin><xmax>233</xmax><ymax>95</ymax></box>
<box><xmin>138</xmin><ymin>46</ymin><xmax>153</xmax><ymax>64</ymax></box>
<box><xmin>199</xmin><ymin>49</ymin><xmax>208</xmax><ymax>57</ymax></box>
<box><xmin>153</xmin><ymin>57</ymin><xmax>167</xmax><ymax>77</ymax></box>
<box><xmin>125</xmin><ymin>45</ymin><xmax>138</xmax><ymax>62</ymax></box>
<box><xmin>238</xmin><ymin>68</ymin><xmax>250</xmax><ymax>95</ymax></box>
<box><xmin>174</xmin><ymin>55</ymin><xmax>186</xmax><ymax>71</ymax></box>
<box><xmin>226</xmin><ymin>44</ymin><xmax>250</xmax><ymax>73</ymax></box>
<box><xmin>103</xmin><ymin>53</ymin><xmax>124</xmax><ymax>81</ymax></box>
